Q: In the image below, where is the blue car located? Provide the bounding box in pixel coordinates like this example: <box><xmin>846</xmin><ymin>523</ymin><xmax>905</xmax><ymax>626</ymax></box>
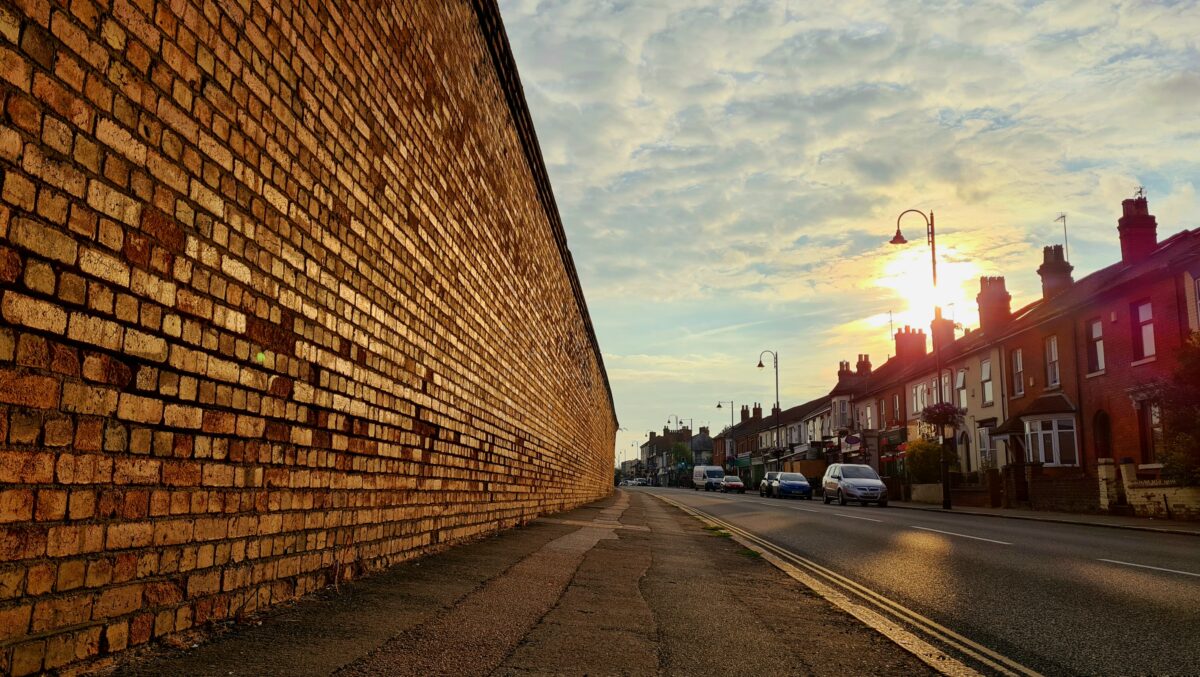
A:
<box><xmin>775</xmin><ymin>472</ymin><xmax>813</xmax><ymax>499</ymax></box>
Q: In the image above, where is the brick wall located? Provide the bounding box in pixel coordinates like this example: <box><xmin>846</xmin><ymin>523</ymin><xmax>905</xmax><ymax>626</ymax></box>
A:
<box><xmin>1028</xmin><ymin>474</ymin><xmax>1100</xmax><ymax>513</ymax></box>
<box><xmin>0</xmin><ymin>0</ymin><xmax>617</xmax><ymax>673</ymax></box>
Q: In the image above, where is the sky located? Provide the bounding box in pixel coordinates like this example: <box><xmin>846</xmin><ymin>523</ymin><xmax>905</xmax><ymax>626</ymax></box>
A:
<box><xmin>496</xmin><ymin>0</ymin><xmax>1200</xmax><ymax>466</ymax></box>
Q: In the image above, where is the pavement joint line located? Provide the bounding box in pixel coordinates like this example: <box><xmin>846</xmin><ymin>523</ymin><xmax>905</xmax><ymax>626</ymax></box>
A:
<box><xmin>887</xmin><ymin>503</ymin><xmax>1200</xmax><ymax>537</ymax></box>
<box><xmin>1097</xmin><ymin>558</ymin><xmax>1200</xmax><ymax>577</ymax></box>
<box><xmin>535</xmin><ymin>517</ymin><xmax>650</xmax><ymax>532</ymax></box>
<box><xmin>911</xmin><ymin>526</ymin><xmax>1013</xmax><ymax>545</ymax></box>
<box><xmin>652</xmin><ymin>492</ymin><xmax>1043</xmax><ymax>677</ymax></box>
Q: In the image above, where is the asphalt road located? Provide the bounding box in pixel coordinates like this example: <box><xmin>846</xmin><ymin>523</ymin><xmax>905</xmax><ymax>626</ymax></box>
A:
<box><xmin>643</xmin><ymin>486</ymin><xmax>1200</xmax><ymax>677</ymax></box>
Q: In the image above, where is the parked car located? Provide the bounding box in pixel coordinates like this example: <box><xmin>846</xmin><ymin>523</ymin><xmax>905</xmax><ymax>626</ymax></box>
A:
<box><xmin>821</xmin><ymin>463</ymin><xmax>888</xmax><ymax>506</ymax></box>
<box><xmin>774</xmin><ymin>472</ymin><xmax>813</xmax><ymax>499</ymax></box>
<box><xmin>693</xmin><ymin>465</ymin><xmax>726</xmax><ymax>491</ymax></box>
<box><xmin>720</xmin><ymin>476</ymin><xmax>745</xmax><ymax>493</ymax></box>
<box><xmin>759</xmin><ymin>471</ymin><xmax>781</xmax><ymax>497</ymax></box>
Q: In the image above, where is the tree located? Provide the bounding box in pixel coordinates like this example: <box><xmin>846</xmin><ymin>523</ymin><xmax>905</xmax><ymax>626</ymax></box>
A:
<box><xmin>904</xmin><ymin>439</ymin><xmax>945</xmax><ymax>484</ymax></box>
<box><xmin>670</xmin><ymin>442</ymin><xmax>693</xmax><ymax>466</ymax></box>
<box><xmin>1159</xmin><ymin>333</ymin><xmax>1200</xmax><ymax>485</ymax></box>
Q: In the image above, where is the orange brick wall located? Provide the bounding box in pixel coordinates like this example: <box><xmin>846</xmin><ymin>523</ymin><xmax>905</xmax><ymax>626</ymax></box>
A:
<box><xmin>0</xmin><ymin>0</ymin><xmax>617</xmax><ymax>672</ymax></box>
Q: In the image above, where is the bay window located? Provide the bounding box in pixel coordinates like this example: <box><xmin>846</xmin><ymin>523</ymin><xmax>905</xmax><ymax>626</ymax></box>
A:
<box><xmin>1024</xmin><ymin>417</ymin><xmax>1077</xmax><ymax>466</ymax></box>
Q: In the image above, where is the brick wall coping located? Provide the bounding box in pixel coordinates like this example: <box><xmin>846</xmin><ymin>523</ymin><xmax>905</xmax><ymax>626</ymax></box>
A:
<box><xmin>470</xmin><ymin>0</ymin><xmax>617</xmax><ymax>426</ymax></box>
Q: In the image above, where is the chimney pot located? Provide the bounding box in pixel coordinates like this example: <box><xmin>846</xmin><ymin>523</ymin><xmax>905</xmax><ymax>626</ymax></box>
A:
<box><xmin>1118</xmin><ymin>195</ymin><xmax>1158</xmax><ymax>263</ymax></box>
<box><xmin>1037</xmin><ymin>244</ymin><xmax>1074</xmax><ymax>299</ymax></box>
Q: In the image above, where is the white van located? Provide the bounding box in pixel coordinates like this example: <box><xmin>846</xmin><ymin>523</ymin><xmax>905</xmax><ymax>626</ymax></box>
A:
<box><xmin>693</xmin><ymin>465</ymin><xmax>725</xmax><ymax>491</ymax></box>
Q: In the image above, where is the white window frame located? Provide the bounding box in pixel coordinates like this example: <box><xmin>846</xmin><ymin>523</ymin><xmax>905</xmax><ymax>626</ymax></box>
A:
<box><xmin>1045</xmin><ymin>336</ymin><xmax>1060</xmax><ymax>387</ymax></box>
<box><xmin>1133</xmin><ymin>301</ymin><xmax>1155</xmax><ymax>359</ymax></box>
<box><xmin>1087</xmin><ymin>318</ymin><xmax>1105</xmax><ymax>373</ymax></box>
<box><xmin>955</xmin><ymin>368</ymin><xmax>967</xmax><ymax>407</ymax></box>
<box><xmin>1023</xmin><ymin>416</ymin><xmax>1078</xmax><ymax>466</ymax></box>
<box><xmin>1012</xmin><ymin>349</ymin><xmax>1024</xmax><ymax>396</ymax></box>
<box><xmin>980</xmin><ymin>359</ymin><xmax>994</xmax><ymax>405</ymax></box>
<box><xmin>976</xmin><ymin>426</ymin><xmax>993</xmax><ymax>466</ymax></box>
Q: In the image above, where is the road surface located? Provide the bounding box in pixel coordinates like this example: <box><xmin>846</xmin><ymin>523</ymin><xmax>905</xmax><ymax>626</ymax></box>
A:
<box><xmin>644</xmin><ymin>487</ymin><xmax>1200</xmax><ymax>676</ymax></box>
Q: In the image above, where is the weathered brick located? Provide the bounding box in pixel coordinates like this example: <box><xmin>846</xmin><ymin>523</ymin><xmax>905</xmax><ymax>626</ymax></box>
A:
<box><xmin>32</xmin><ymin>594</ymin><xmax>92</xmax><ymax>632</ymax></box>
<box><xmin>0</xmin><ymin>368</ymin><xmax>60</xmax><ymax>408</ymax></box>
<box><xmin>9</xmin><ymin>217</ymin><xmax>78</xmax><ymax>265</ymax></box>
<box><xmin>61</xmin><ymin>382</ymin><xmax>118</xmax><ymax>415</ymax></box>
<box><xmin>0</xmin><ymin>489</ymin><xmax>35</xmax><ymax>523</ymax></box>
<box><xmin>2</xmin><ymin>291</ymin><xmax>68</xmax><ymax>334</ymax></box>
<box><xmin>0</xmin><ymin>602</ymin><xmax>32</xmax><ymax>641</ymax></box>
<box><xmin>116</xmin><ymin>393</ymin><xmax>162</xmax><ymax>424</ymax></box>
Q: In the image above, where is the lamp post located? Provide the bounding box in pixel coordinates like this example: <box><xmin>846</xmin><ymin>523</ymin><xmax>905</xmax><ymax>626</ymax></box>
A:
<box><xmin>889</xmin><ymin>209</ymin><xmax>952</xmax><ymax>510</ymax></box>
<box><xmin>758</xmin><ymin>350</ymin><xmax>780</xmax><ymax>475</ymax></box>
<box><xmin>716</xmin><ymin>401</ymin><xmax>735</xmax><ymax>475</ymax></box>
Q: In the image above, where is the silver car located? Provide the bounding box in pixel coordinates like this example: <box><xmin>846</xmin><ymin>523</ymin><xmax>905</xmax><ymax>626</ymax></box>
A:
<box><xmin>821</xmin><ymin>463</ymin><xmax>888</xmax><ymax>506</ymax></box>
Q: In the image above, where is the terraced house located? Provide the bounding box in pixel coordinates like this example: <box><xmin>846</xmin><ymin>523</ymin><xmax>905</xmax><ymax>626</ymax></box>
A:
<box><xmin>826</xmin><ymin>196</ymin><xmax>1200</xmax><ymax>516</ymax></box>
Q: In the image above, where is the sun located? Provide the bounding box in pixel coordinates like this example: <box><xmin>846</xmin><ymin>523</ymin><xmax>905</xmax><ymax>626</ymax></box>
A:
<box><xmin>874</xmin><ymin>245</ymin><xmax>983</xmax><ymax>333</ymax></box>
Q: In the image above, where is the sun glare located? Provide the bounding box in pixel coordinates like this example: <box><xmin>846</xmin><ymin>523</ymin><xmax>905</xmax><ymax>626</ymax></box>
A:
<box><xmin>875</xmin><ymin>246</ymin><xmax>982</xmax><ymax>332</ymax></box>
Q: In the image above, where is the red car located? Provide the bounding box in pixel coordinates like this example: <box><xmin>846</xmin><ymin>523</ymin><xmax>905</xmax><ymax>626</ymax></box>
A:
<box><xmin>720</xmin><ymin>476</ymin><xmax>745</xmax><ymax>493</ymax></box>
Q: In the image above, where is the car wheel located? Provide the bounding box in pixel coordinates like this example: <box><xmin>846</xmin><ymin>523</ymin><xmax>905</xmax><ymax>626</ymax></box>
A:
<box><xmin>822</xmin><ymin>492</ymin><xmax>830</xmax><ymax>504</ymax></box>
<box><xmin>759</xmin><ymin>490</ymin><xmax>765</xmax><ymax>497</ymax></box>
<box><xmin>837</xmin><ymin>490</ymin><xmax>847</xmax><ymax>506</ymax></box>
<box><xmin>878</xmin><ymin>500</ymin><xmax>888</xmax><ymax>507</ymax></box>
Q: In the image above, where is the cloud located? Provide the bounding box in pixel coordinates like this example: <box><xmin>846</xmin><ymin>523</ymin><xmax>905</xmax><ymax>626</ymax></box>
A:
<box><xmin>497</xmin><ymin>0</ymin><xmax>1200</xmax><ymax>461</ymax></box>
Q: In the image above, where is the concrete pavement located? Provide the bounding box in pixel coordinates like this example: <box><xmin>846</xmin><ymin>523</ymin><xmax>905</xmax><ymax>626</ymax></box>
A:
<box><xmin>105</xmin><ymin>490</ymin><xmax>933</xmax><ymax>676</ymax></box>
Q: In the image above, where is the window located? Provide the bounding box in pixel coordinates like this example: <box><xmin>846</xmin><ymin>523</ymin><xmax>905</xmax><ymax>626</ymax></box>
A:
<box><xmin>1024</xmin><ymin>418</ymin><xmax>1077</xmax><ymax>466</ymax></box>
<box><xmin>879</xmin><ymin>399</ymin><xmax>886</xmax><ymax>426</ymax></box>
<box><xmin>980</xmin><ymin>359</ymin><xmax>994</xmax><ymax>405</ymax></box>
<box><xmin>1086</xmin><ymin>319</ymin><xmax>1105</xmax><ymax>373</ymax></box>
<box><xmin>1140</xmin><ymin>402</ymin><xmax>1163</xmax><ymax>462</ymax></box>
<box><xmin>866</xmin><ymin>404</ymin><xmax>873</xmax><ymax>430</ymax></box>
<box><xmin>1045</xmin><ymin>336</ymin><xmax>1060</xmax><ymax>387</ymax></box>
<box><xmin>893</xmin><ymin>394</ymin><xmax>900</xmax><ymax>423</ymax></box>
<box><xmin>977</xmin><ymin>426</ymin><xmax>993</xmax><ymax>467</ymax></box>
<box><xmin>1132</xmin><ymin>301</ymin><xmax>1155</xmax><ymax>359</ymax></box>
<box><xmin>955</xmin><ymin>369</ymin><xmax>967</xmax><ymax>407</ymax></box>
<box><xmin>942</xmin><ymin>373</ymin><xmax>951</xmax><ymax>403</ymax></box>
<box><xmin>1012</xmin><ymin>349</ymin><xmax>1024</xmax><ymax>396</ymax></box>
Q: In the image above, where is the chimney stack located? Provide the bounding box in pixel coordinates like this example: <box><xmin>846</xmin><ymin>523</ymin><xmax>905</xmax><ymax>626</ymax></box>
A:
<box><xmin>1118</xmin><ymin>195</ymin><xmax>1158</xmax><ymax>263</ymax></box>
<box><xmin>931</xmin><ymin>308</ymin><xmax>955</xmax><ymax>349</ymax></box>
<box><xmin>894</xmin><ymin>325</ymin><xmax>928</xmax><ymax>362</ymax></box>
<box><xmin>855</xmin><ymin>354</ymin><xmax>872</xmax><ymax>375</ymax></box>
<box><xmin>1037</xmin><ymin>244</ymin><xmax>1073</xmax><ymax>299</ymax></box>
<box><xmin>976</xmin><ymin>276</ymin><xmax>1012</xmax><ymax>334</ymax></box>
<box><xmin>837</xmin><ymin>360</ymin><xmax>852</xmax><ymax>378</ymax></box>
<box><xmin>663</xmin><ymin>426</ymin><xmax>670</xmax><ymax>436</ymax></box>
<box><xmin>700</xmin><ymin>426</ymin><xmax>709</xmax><ymax>436</ymax></box>
<box><xmin>752</xmin><ymin>403</ymin><xmax>762</xmax><ymax>420</ymax></box>
<box><xmin>740</xmin><ymin>405</ymin><xmax>749</xmax><ymax>423</ymax></box>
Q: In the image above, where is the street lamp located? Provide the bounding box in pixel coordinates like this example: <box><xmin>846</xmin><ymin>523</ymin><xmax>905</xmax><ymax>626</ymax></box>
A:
<box><xmin>758</xmin><ymin>350</ymin><xmax>780</xmax><ymax>474</ymax></box>
<box><xmin>889</xmin><ymin>208</ymin><xmax>952</xmax><ymax>510</ymax></box>
<box><xmin>716</xmin><ymin>401</ymin><xmax>734</xmax><ymax>428</ymax></box>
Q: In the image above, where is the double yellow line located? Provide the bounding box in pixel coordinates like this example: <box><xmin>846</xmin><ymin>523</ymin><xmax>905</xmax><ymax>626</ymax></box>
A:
<box><xmin>655</xmin><ymin>493</ymin><xmax>1042</xmax><ymax>677</ymax></box>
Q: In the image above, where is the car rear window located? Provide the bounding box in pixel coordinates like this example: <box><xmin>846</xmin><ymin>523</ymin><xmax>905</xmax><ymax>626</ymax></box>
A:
<box><xmin>842</xmin><ymin>466</ymin><xmax>879</xmax><ymax>479</ymax></box>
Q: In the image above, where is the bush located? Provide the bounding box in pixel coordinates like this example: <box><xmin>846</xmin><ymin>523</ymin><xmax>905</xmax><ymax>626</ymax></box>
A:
<box><xmin>905</xmin><ymin>439</ymin><xmax>946</xmax><ymax>484</ymax></box>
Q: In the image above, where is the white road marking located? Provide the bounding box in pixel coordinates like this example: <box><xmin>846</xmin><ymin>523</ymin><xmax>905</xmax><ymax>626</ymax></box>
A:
<box><xmin>833</xmin><ymin>512</ymin><xmax>883</xmax><ymax>523</ymax></box>
<box><xmin>1098</xmin><ymin>558</ymin><xmax>1200</xmax><ymax>578</ymax></box>
<box><xmin>910</xmin><ymin>526</ymin><xmax>1011</xmax><ymax>545</ymax></box>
